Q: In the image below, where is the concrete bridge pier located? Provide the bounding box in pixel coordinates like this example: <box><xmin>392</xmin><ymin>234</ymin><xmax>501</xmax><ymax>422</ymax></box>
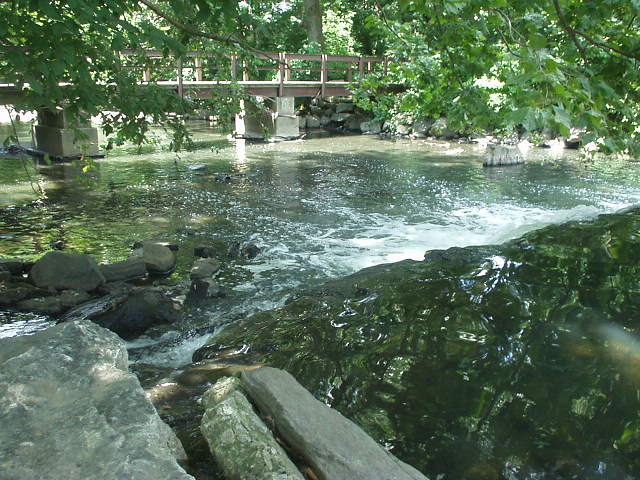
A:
<box><xmin>235</xmin><ymin>97</ymin><xmax>299</xmax><ymax>140</ymax></box>
<box><xmin>33</xmin><ymin>108</ymin><xmax>99</xmax><ymax>159</ymax></box>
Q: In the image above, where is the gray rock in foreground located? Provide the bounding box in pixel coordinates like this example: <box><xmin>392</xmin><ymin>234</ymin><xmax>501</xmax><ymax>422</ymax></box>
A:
<box><xmin>241</xmin><ymin>367</ymin><xmax>428</xmax><ymax>480</ymax></box>
<box><xmin>29</xmin><ymin>251</ymin><xmax>105</xmax><ymax>291</ymax></box>
<box><xmin>200</xmin><ymin>376</ymin><xmax>304</xmax><ymax>480</ymax></box>
<box><xmin>0</xmin><ymin>321</ymin><xmax>193</xmax><ymax>480</ymax></box>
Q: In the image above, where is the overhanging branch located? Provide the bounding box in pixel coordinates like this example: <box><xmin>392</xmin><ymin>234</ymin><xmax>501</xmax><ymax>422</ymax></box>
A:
<box><xmin>137</xmin><ymin>0</ymin><xmax>267</xmax><ymax>56</ymax></box>
<box><xmin>551</xmin><ymin>0</ymin><xmax>640</xmax><ymax>62</ymax></box>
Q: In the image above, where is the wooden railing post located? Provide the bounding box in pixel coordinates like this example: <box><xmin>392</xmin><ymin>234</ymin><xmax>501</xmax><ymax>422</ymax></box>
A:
<box><xmin>284</xmin><ymin>53</ymin><xmax>291</xmax><ymax>81</ymax></box>
<box><xmin>177</xmin><ymin>57</ymin><xmax>184</xmax><ymax>98</ymax></box>
<box><xmin>231</xmin><ymin>56</ymin><xmax>238</xmax><ymax>80</ymax></box>
<box><xmin>278</xmin><ymin>52</ymin><xmax>286</xmax><ymax>97</ymax></box>
<box><xmin>358</xmin><ymin>57</ymin><xmax>364</xmax><ymax>83</ymax></box>
<box><xmin>383</xmin><ymin>57</ymin><xmax>388</xmax><ymax>75</ymax></box>
<box><xmin>321</xmin><ymin>54</ymin><xmax>328</xmax><ymax>97</ymax></box>
<box><xmin>143</xmin><ymin>65</ymin><xmax>151</xmax><ymax>82</ymax></box>
<box><xmin>242</xmin><ymin>59</ymin><xmax>249</xmax><ymax>81</ymax></box>
<box><xmin>195</xmin><ymin>56</ymin><xmax>203</xmax><ymax>82</ymax></box>
<box><xmin>347</xmin><ymin>62</ymin><xmax>353</xmax><ymax>82</ymax></box>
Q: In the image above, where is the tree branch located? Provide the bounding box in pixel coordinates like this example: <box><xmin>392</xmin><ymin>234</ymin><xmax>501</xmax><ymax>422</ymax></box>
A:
<box><xmin>137</xmin><ymin>0</ymin><xmax>267</xmax><ymax>56</ymax></box>
<box><xmin>551</xmin><ymin>0</ymin><xmax>589</xmax><ymax>65</ymax></box>
<box><xmin>551</xmin><ymin>0</ymin><xmax>640</xmax><ymax>62</ymax></box>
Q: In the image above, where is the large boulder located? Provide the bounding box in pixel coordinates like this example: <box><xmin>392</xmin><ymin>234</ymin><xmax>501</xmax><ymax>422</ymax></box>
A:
<box><xmin>241</xmin><ymin>367</ymin><xmax>427</xmax><ymax>480</ymax></box>
<box><xmin>61</xmin><ymin>286</ymin><xmax>179</xmax><ymax>340</ymax></box>
<box><xmin>200</xmin><ymin>376</ymin><xmax>304</xmax><ymax>480</ymax></box>
<box><xmin>428</xmin><ymin>117</ymin><xmax>457</xmax><ymax>139</ymax></box>
<box><xmin>330</xmin><ymin>113</ymin><xmax>352</xmax><ymax>123</ymax></box>
<box><xmin>306</xmin><ymin>115</ymin><xmax>321</xmax><ymax>128</ymax></box>
<box><xmin>29</xmin><ymin>251</ymin><xmax>105</xmax><ymax>291</ymax></box>
<box><xmin>360</xmin><ymin>120</ymin><xmax>382</xmax><ymax>134</ymax></box>
<box><xmin>335</xmin><ymin>103</ymin><xmax>355</xmax><ymax>114</ymax></box>
<box><xmin>412</xmin><ymin>118</ymin><xmax>434</xmax><ymax>135</ymax></box>
<box><xmin>88</xmin><ymin>287</ymin><xmax>180</xmax><ymax>340</ymax></box>
<box><xmin>0</xmin><ymin>321</ymin><xmax>193</xmax><ymax>480</ymax></box>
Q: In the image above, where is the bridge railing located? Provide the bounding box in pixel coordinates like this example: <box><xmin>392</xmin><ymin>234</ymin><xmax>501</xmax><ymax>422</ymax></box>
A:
<box><xmin>119</xmin><ymin>50</ymin><xmax>388</xmax><ymax>97</ymax></box>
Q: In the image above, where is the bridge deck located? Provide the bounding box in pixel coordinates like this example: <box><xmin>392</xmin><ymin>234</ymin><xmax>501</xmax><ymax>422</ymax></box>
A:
<box><xmin>1</xmin><ymin>51</ymin><xmax>391</xmax><ymax>105</ymax></box>
<box><xmin>0</xmin><ymin>80</ymin><xmax>355</xmax><ymax>105</ymax></box>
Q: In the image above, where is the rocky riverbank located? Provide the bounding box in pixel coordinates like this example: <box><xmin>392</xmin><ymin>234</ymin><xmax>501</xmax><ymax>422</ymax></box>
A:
<box><xmin>3</xmin><ymin>203</ymin><xmax>640</xmax><ymax>479</ymax></box>
<box><xmin>296</xmin><ymin>97</ymin><xmax>586</xmax><ymax>149</ymax></box>
<box><xmin>0</xmin><ymin>237</ymin><xmax>261</xmax><ymax>340</ymax></box>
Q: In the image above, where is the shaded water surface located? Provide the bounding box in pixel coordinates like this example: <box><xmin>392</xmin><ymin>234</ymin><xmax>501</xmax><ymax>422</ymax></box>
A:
<box><xmin>203</xmin><ymin>208</ymin><xmax>640</xmax><ymax>480</ymax></box>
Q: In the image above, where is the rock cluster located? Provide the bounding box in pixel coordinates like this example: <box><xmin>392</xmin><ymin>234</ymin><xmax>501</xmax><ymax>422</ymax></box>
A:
<box><xmin>0</xmin><ymin>237</ymin><xmax>261</xmax><ymax>340</ymax></box>
<box><xmin>297</xmin><ymin>99</ymin><xmax>463</xmax><ymax>140</ymax></box>
<box><xmin>200</xmin><ymin>367</ymin><xmax>428</xmax><ymax>480</ymax></box>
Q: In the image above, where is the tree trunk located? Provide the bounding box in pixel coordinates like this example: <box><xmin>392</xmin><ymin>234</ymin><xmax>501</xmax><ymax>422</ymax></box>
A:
<box><xmin>303</xmin><ymin>0</ymin><xmax>324</xmax><ymax>51</ymax></box>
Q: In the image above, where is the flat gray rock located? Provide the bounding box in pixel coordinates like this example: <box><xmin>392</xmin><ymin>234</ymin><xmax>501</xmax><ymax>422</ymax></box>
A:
<box><xmin>99</xmin><ymin>257</ymin><xmax>147</xmax><ymax>282</ymax></box>
<box><xmin>29</xmin><ymin>251</ymin><xmax>105</xmax><ymax>291</ymax></box>
<box><xmin>241</xmin><ymin>367</ymin><xmax>428</xmax><ymax>480</ymax></box>
<box><xmin>0</xmin><ymin>321</ymin><xmax>193</xmax><ymax>480</ymax></box>
<box><xmin>190</xmin><ymin>258</ymin><xmax>221</xmax><ymax>280</ymax></box>
<box><xmin>200</xmin><ymin>377</ymin><xmax>304</xmax><ymax>480</ymax></box>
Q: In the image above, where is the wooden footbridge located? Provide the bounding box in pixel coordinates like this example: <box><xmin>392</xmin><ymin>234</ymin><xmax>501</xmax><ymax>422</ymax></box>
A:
<box><xmin>0</xmin><ymin>50</ymin><xmax>391</xmax><ymax>157</ymax></box>
<box><xmin>128</xmin><ymin>50</ymin><xmax>389</xmax><ymax>98</ymax></box>
<box><xmin>0</xmin><ymin>50</ymin><xmax>389</xmax><ymax>104</ymax></box>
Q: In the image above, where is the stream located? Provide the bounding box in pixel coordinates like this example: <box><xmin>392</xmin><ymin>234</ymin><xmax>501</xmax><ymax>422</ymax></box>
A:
<box><xmin>2</xmin><ymin>122</ymin><xmax>640</xmax><ymax>478</ymax></box>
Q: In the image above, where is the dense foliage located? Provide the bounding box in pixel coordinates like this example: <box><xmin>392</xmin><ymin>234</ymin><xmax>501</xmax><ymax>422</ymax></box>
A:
<box><xmin>352</xmin><ymin>0</ymin><xmax>640</xmax><ymax>154</ymax></box>
<box><xmin>0</xmin><ymin>0</ymin><xmax>247</xmax><ymax>148</ymax></box>
<box><xmin>2</xmin><ymin>0</ymin><xmax>640</xmax><ymax>153</ymax></box>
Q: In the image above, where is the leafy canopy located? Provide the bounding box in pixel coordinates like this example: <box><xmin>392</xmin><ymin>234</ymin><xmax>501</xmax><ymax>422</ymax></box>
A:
<box><xmin>350</xmin><ymin>0</ymin><xmax>640</xmax><ymax>154</ymax></box>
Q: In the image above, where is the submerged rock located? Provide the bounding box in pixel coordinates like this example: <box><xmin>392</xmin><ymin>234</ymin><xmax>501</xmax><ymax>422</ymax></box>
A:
<box><xmin>29</xmin><ymin>251</ymin><xmax>105</xmax><ymax>291</ymax></box>
<box><xmin>189</xmin><ymin>278</ymin><xmax>225</xmax><ymax>301</ymax></box>
<box><xmin>200</xmin><ymin>376</ymin><xmax>304</xmax><ymax>480</ymax></box>
<box><xmin>241</xmin><ymin>242</ymin><xmax>261</xmax><ymax>260</ymax></box>
<box><xmin>0</xmin><ymin>321</ymin><xmax>192</xmax><ymax>480</ymax></box>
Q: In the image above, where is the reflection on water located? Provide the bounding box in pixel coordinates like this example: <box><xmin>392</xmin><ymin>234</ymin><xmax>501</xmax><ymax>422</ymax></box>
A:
<box><xmin>202</xmin><ymin>207</ymin><xmax>640</xmax><ymax>479</ymax></box>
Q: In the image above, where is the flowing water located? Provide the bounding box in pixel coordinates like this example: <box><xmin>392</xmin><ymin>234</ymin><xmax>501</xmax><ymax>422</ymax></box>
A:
<box><xmin>2</xmin><ymin>122</ymin><xmax>640</xmax><ymax>478</ymax></box>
